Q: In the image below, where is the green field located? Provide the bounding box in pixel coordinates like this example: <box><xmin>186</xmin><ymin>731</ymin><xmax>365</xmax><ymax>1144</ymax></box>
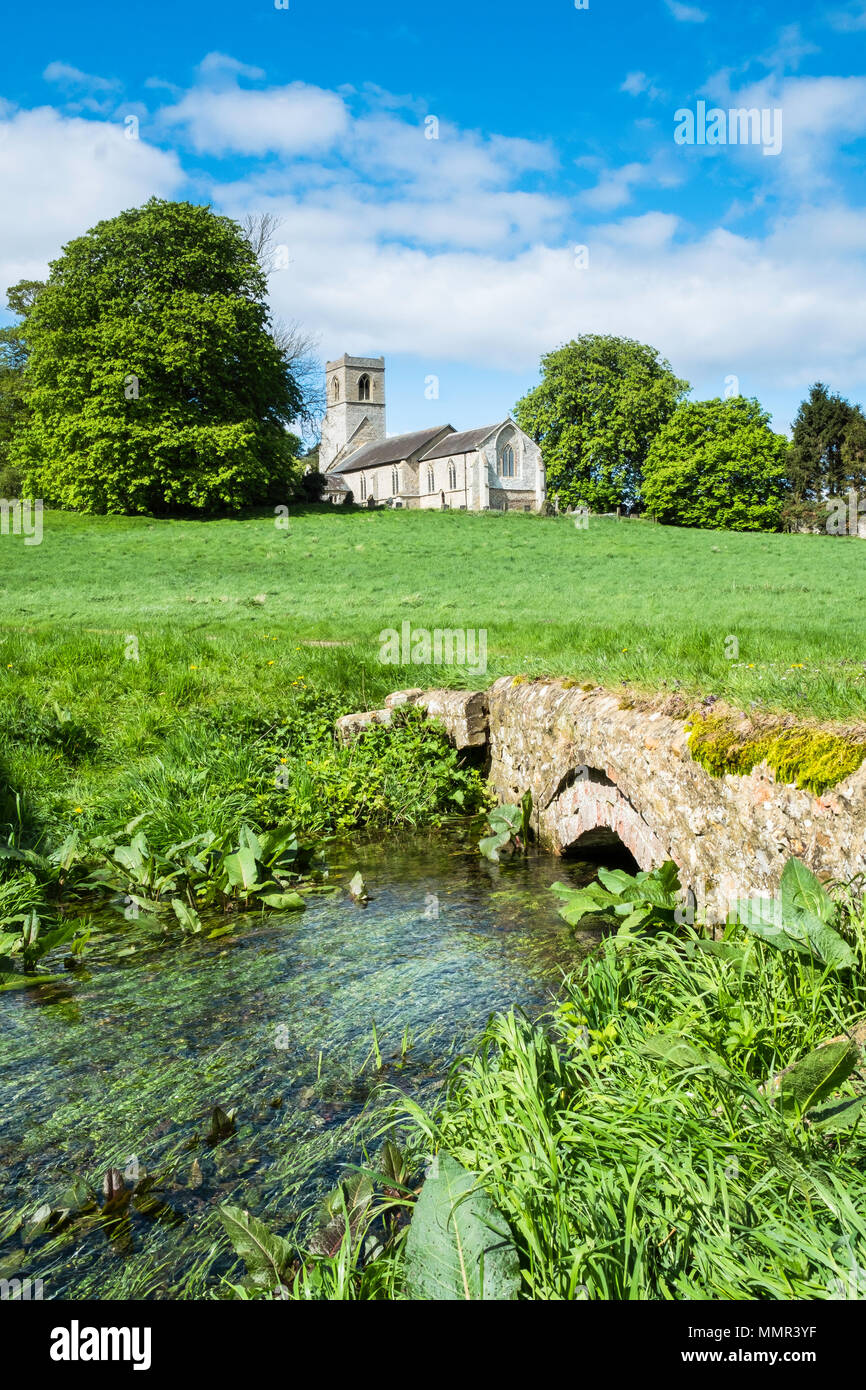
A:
<box><xmin>2</xmin><ymin>504</ymin><xmax>865</xmax><ymax>850</ymax></box>
<box><xmin>2</xmin><ymin>505</ymin><xmax>865</xmax><ymax>716</ymax></box>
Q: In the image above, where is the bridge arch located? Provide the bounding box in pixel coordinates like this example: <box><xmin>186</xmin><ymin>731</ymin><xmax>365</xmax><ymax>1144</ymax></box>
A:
<box><xmin>544</xmin><ymin>765</ymin><xmax>669</xmax><ymax>873</ymax></box>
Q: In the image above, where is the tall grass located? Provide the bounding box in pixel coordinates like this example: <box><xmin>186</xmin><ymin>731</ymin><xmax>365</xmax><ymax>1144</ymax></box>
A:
<box><xmin>385</xmin><ymin>913</ymin><xmax>866</xmax><ymax>1299</ymax></box>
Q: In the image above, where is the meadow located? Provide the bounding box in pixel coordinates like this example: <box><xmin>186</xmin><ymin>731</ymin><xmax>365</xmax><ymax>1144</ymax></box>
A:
<box><xmin>2</xmin><ymin>504</ymin><xmax>866</xmax><ymax>717</ymax></box>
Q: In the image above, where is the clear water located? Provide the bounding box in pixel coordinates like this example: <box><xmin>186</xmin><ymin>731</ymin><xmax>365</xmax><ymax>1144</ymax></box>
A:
<box><xmin>0</xmin><ymin>831</ymin><xmax>601</xmax><ymax>1299</ymax></box>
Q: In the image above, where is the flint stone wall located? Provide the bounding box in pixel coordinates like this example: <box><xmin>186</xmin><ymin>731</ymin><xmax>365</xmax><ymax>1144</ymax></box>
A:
<box><xmin>374</xmin><ymin>678</ymin><xmax>866</xmax><ymax>923</ymax></box>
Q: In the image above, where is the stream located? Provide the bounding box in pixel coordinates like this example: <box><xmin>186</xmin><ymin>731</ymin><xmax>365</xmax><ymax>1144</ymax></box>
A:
<box><xmin>0</xmin><ymin>830</ymin><xmax>603</xmax><ymax>1299</ymax></box>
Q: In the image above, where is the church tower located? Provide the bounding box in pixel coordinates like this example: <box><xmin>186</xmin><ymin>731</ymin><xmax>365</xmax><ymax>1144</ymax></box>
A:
<box><xmin>319</xmin><ymin>354</ymin><xmax>386</xmax><ymax>471</ymax></box>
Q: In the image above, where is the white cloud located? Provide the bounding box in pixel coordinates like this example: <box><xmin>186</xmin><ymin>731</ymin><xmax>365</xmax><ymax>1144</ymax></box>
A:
<box><xmin>6</xmin><ymin>60</ymin><xmax>866</xmax><ymax>429</ymax></box>
<box><xmin>195</xmin><ymin>52</ymin><xmax>266</xmax><ymax>83</ymax></box>
<box><xmin>664</xmin><ymin>0</ymin><xmax>707</xmax><ymax>22</ymax></box>
<box><xmin>159</xmin><ymin>80</ymin><xmax>349</xmax><ymax>156</ymax></box>
<box><xmin>0</xmin><ymin>106</ymin><xmax>184</xmax><ymax>292</ymax></box>
<box><xmin>620</xmin><ymin>71</ymin><xmax>664</xmax><ymax>101</ymax></box>
<box><xmin>702</xmin><ymin>70</ymin><xmax>866</xmax><ymax>184</ymax></box>
<box><xmin>829</xmin><ymin>3</ymin><xmax>866</xmax><ymax>31</ymax></box>
<box><xmin>578</xmin><ymin>154</ymin><xmax>682</xmax><ymax>211</ymax></box>
<box><xmin>43</xmin><ymin>61</ymin><xmax>120</xmax><ymax>93</ymax></box>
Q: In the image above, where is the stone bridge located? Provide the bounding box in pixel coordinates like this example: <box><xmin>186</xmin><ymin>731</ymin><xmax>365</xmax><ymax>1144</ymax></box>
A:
<box><xmin>337</xmin><ymin>678</ymin><xmax>866</xmax><ymax>922</ymax></box>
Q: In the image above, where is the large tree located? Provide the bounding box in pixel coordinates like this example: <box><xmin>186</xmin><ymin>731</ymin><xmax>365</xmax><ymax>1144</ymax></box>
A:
<box><xmin>0</xmin><ymin>280</ymin><xmax>42</xmax><ymax>493</ymax></box>
<box><xmin>642</xmin><ymin>396</ymin><xmax>790</xmax><ymax>531</ymax></box>
<box><xmin>787</xmin><ymin>382</ymin><xmax>864</xmax><ymax>500</ymax></box>
<box><xmin>514</xmin><ymin>334</ymin><xmax>689</xmax><ymax>511</ymax></box>
<box><xmin>14</xmin><ymin>198</ymin><xmax>304</xmax><ymax>514</ymax></box>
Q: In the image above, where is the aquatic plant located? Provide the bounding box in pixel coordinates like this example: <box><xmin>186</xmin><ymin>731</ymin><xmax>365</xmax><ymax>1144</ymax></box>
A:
<box><xmin>478</xmin><ymin>791</ymin><xmax>533</xmax><ymax>862</ymax></box>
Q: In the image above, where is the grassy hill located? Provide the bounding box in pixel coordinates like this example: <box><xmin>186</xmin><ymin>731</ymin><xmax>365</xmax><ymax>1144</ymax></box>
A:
<box><xmin>2</xmin><ymin>505</ymin><xmax>865</xmax><ymax>719</ymax></box>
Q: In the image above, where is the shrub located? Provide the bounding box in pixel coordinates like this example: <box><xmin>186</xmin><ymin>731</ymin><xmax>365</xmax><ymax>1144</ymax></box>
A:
<box><xmin>642</xmin><ymin>397</ymin><xmax>790</xmax><ymax>531</ymax></box>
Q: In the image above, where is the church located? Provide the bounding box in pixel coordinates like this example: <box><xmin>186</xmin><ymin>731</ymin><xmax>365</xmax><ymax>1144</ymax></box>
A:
<box><xmin>320</xmin><ymin>354</ymin><xmax>545</xmax><ymax>511</ymax></box>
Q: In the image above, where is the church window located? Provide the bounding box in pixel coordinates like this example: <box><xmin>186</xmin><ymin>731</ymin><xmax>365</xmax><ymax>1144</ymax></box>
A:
<box><xmin>359</xmin><ymin>474</ymin><xmax>367</xmax><ymax>501</ymax></box>
<box><xmin>358</xmin><ymin>374</ymin><xmax>371</xmax><ymax>401</ymax></box>
<box><xmin>391</xmin><ymin>466</ymin><xmax>399</xmax><ymax>495</ymax></box>
<box><xmin>332</xmin><ymin>376</ymin><xmax>340</xmax><ymax>402</ymax></box>
<box><xmin>427</xmin><ymin>465</ymin><xmax>435</xmax><ymax>492</ymax></box>
<box><xmin>448</xmin><ymin>459</ymin><xmax>456</xmax><ymax>489</ymax></box>
<box><xmin>499</xmin><ymin>443</ymin><xmax>515</xmax><ymax>478</ymax></box>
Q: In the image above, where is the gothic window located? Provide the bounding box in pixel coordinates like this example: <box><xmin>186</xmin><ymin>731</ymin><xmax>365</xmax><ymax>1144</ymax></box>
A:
<box><xmin>391</xmin><ymin>466</ymin><xmax>399</xmax><ymax>495</ymax></box>
<box><xmin>358</xmin><ymin>374</ymin><xmax>370</xmax><ymax>401</ymax></box>
<box><xmin>332</xmin><ymin>376</ymin><xmax>340</xmax><ymax>402</ymax></box>
<box><xmin>427</xmin><ymin>465</ymin><xmax>435</xmax><ymax>492</ymax></box>
<box><xmin>499</xmin><ymin>443</ymin><xmax>515</xmax><ymax>478</ymax></box>
<box><xmin>359</xmin><ymin>474</ymin><xmax>367</xmax><ymax>501</ymax></box>
<box><xmin>448</xmin><ymin>459</ymin><xmax>456</xmax><ymax>489</ymax></box>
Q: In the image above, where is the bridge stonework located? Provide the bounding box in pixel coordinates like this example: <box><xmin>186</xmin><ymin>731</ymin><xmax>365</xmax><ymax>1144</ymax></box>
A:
<box><xmin>338</xmin><ymin>680</ymin><xmax>866</xmax><ymax>923</ymax></box>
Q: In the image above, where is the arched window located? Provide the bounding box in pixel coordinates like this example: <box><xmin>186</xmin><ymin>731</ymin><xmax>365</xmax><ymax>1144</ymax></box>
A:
<box><xmin>391</xmin><ymin>466</ymin><xmax>399</xmax><ymax>496</ymax></box>
<box><xmin>359</xmin><ymin>474</ymin><xmax>367</xmax><ymax>501</ymax></box>
<box><xmin>499</xmin><ymin>443</ymin><xmax>515</xmax><ymax>478</ymax></box>
<box><xmin>358</xmin><ymin>374</ymin><xmax>370</xmax><ymax>401</ymax></box>
<box><xmin>332</xmin><ymin>376</ymin><xmax>340</xmax><ymax>402</ymax></box>
<box><xmin>447</xmin><ymin>459</ymin><xmax>456</xmax><ymax>489</ymax></box>
<box><xmin>427</xmin><ymin>465</ymin><xmax>435</xmax><ymax>493</ymax></box>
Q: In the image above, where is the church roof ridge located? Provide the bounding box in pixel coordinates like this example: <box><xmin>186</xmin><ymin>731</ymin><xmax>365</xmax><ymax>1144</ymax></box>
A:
<box><xmin>418</xmin><ymin>422</ymin><xmax>507</xmax><ymax>461</ymax></box>
<box><xmin>330</xmin><ymin>424</ymin><xmax>454</xmax><ymax>473</ymax></box>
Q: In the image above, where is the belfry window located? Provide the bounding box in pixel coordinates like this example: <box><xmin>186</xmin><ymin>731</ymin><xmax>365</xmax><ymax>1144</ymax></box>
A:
<box><xmin>358</xmin><ymin>374</ymin><xmax>370</xmax><ymax>401</ymax></box>
<box><xmin>332</xmin><ymin>376</ymin><xmax>340</xmax><ymax>402</ymax></box>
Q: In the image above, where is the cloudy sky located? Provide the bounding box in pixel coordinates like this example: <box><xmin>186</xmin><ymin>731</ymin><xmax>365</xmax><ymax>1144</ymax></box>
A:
<box><xmin>2</xmin><ymin>0</ymin><xmax>865</xmax><ymax>434</ymax></box>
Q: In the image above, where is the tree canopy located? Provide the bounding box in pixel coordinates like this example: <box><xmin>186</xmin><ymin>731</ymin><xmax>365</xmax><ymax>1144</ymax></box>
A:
<box><xmin>641</xmin><ymin>396</ymin><xmax>790</xmax><ymax>531</ymax></box>
<box><xmin>514</xmin><ymin>334</ymin><xmax>689</xmax><ymax>511</ymax></box>
<box><xmin>13</xmin><ymin>198</ymin><xmax>303</xmax><ymax>515</ymax></box>
<box><xmin>788</xmin><ymin>382</ymin><xmax>866</xmax><ymax>500</ymax></box>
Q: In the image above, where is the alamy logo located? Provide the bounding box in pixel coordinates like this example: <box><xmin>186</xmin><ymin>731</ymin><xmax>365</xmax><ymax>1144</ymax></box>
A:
<box><xmin>378</xmin><ymin>621</ymin><xmax>487</xmax><ymax>677</ymax></box>
<box><xmin>50</xmin><ymin>1321</ymin><xmax>152</xmax><ymax>1371</ymax></box>
<box><xmin>0</xmin><ymin>1276</ymin><xmax>43</xmax><ymax>1300</ymax></box>
<box><xmin>0</xmin><ymin>498</ymin><xmax>43</xmax><ymax>546</ymax></box>
<box><xmin>826</xmin><ymin>489</ymin><xmax>866</xmax><ymax>536</ymax></box>
<box><xmin>674</xmin><ymin>101</ymin><xmax>783</xmax><ymax>156</ymax></box>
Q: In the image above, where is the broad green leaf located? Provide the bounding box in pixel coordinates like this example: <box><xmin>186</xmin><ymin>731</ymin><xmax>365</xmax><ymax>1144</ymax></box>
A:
<box><xmin>616</xmin><ymin>907</ymin><xmax>651</xmax><ymax>932</ymax></box>
<box><xmin>222</xmin><ymin>847</ymin><xmax>260</xmax><ymax>893</ymax></box>
<box><xmin>238</xmin><ymin>824</ymin><xmax>263</xmax><ymax>861</ymax></box>
<box><xmin>479</xmin><ymin>830</ymin><xmax>511</xmax><ymax>863</ymax></box>
<box><xmin>597</xmin><ymin>866</ymin><xmax>636</xmax><ymax>896</ymax></box>
<box><xmin>171</xmin><ymin>898</ymin><xmax>202</xmax><ymax>933</ymax></box>
<box><xmin>735</xmin><ymin>899</ymin><xmax>799</xmax><ymax>952</ymax></box>
<box><xmin>807</xmin><ymin>1094</ymin><xmax>866</xmax><ymax>1132</ymax></box>
<box><xmin>404</xmin><ymin>1153</ymin><xmax>520</xmax><ymax>1301</ymax></box>
<box><xmin>781</xmin><ymin>858</ymin><xmax>835</xmax><ymax>924</ymax></box>
<box><xmin>219</xmin><ymin>1205</ymin><xmax>293</xmax><ymax>1291</ymax></box>
<box><xmin>488</xmin><ymin>803</ymin><xmax>522</xmax><ymax>834</ymax></box>
<box><xmin>780</xmin><ymin>911</ymin><xmax>856</xmax><ymax>972</ymax></box>
<box><xmin>258</xmin><ymin>891</ymin><xmax>305</xmax><ymax>911</ymax></box>
<box><xmin>642</xmin><ymin>1032</ymin><xmax>731</xmax><ymax>1078</ymax></box>
<box><xmin>0</xmin><ymin>972</ymin><xmax>63</xmax><ymax>991</ymax></box>
<box><xmin>778</xmin><ymin>1039</ymin><xmax>860</xmax><ymax>1116</ymax></box>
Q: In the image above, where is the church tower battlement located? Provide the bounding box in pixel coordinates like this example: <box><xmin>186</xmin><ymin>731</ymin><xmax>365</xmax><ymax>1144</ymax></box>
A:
<box><xmin>319</xmin><ymin>354</ymin><xmax>386</xmax><ymax>471</ymax></box>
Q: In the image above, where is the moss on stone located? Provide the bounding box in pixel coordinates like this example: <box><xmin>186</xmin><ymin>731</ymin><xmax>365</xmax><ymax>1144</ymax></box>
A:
<box><xmin>686</xmin><ymin>712</ymin><xmax>866</xmax><ymax>794</ymax></box>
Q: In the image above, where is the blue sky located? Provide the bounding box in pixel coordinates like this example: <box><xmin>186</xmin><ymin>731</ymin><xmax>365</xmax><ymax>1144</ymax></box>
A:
<box><xmin>2</xmin><ymin>0</ymin><xmax>866</xmax><ymax>435</ymax></box>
